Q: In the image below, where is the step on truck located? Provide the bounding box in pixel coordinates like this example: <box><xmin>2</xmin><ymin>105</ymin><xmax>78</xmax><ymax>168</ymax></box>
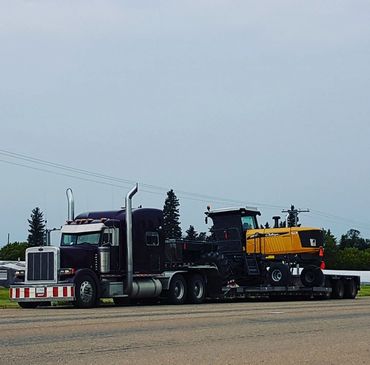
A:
<box><xmin>10</xmin><ymin>185</ymin><xmax>360</xmax><ymax>308</ymax></box>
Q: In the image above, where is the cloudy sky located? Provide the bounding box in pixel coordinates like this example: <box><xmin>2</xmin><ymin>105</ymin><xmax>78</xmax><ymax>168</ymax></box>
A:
<box><xmin>1</xmin><ymin>0</ymin><xmax>370</xmax><ymax>245</ymax></box>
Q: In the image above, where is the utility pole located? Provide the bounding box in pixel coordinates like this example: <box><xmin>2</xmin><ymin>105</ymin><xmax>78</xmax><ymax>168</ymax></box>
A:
<box><xmin>282</xmin><ymin>205</ymin><xmax>310</xmax><ymax>227</ymax></box>
<box><xmin>7</xmin><ymin>233</ymin><xmax>10</xmax><ymax>245</ymax></box>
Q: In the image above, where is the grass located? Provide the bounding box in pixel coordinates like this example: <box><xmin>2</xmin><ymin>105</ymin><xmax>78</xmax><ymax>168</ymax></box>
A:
<box><xmin>0</xmin><ymin>287</ymin><xmax>18</xmax><ymax>308</ymax></box>
<box><xmin>358</xmin><ymin>285</ymin><xmax>370</xmax><ymax>297</ymax></box>
<box><xmin>1</xmin><ymin>285</ymin><xmax>370</xmax><ymax>309</ymax></box>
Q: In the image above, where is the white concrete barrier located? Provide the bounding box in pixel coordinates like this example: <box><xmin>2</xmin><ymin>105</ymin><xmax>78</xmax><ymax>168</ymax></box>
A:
<box><xmin>324</xmin><ymin>270</ymin><xmax>370</xmax><ymax>284</ymax></box>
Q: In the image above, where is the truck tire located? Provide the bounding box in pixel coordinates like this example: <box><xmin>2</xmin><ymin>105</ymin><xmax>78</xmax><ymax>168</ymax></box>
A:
<box><xmin>268</xmin><ymin>263</ymin><xmax>290</xmax><ymax>286</ymax></box>
<box><xmin>18</xmin><ymin>302</ymin><xmax>39</xmax><ymax>309</ymax></box>
<box><xmin>187</xmin><ymin>274</ymin><xmax>205</xmax><ymax>304</ymax></box>
<box><xmin>201</xmin><ymin>252</ymin><xmax>232</xmax><ymax>282</ymax></box>
<box><xmin>300</xmin><ymin>266</ymin><xmax>324</xmax><ymax>287</ymax></box>
<box><xmin>332</xmin><ymin>279</ymin><xmax>345</xmax><ymax>299</ymax></box>
<box><xmin>74</xmin><ymin>275</ymin><xmax>97</xmax><ymax>308</ymax></box>
<box><xmin>168</xmin><ymin>274</ymin><xmax>187</xmax><ymax>305</ymax></box>
<box><xmin>344</xmin><ymin>279</ymin><xmax>357</xmax><ymax>299</ymax></box>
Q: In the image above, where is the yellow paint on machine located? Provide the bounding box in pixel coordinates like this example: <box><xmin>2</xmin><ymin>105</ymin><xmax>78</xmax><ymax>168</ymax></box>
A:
<box><xmin>246</xmin><ymin>227</ymin><xmax>321</xmax><ymax>255</ymax></box>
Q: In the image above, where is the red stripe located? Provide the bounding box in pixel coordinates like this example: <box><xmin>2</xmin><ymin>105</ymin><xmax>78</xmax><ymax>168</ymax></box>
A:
<box><xmin>63</xmin><ymin>287</ymin><xmax>67</xmax><ymax>297</ymax></box>
<box><xmin>15</xmin><ymin>288</ymin><xmax>20</xmax><ymax>298</ymax></box>
<box><xmin>25</xmin><ymin>288</ymin><xmax>30</xmax><ymax>298</ymax></box>
<box><xmin>9</xmin><ymin>288</ymin><xmax>12</xmax><ymax>298</ymax></box>
<box><xmin>71</xmin><ymin>286</ymin><xmax>74</xmax><ymax>297</ymax></box>
<box><xmin>53</xmin><ymin>287</ymin><xmax>59</xmax><ymax>297</ymax></box>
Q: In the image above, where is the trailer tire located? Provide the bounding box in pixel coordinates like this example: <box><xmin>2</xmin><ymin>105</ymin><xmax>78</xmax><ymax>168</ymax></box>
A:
<box><xmin>268</xmin><ymin>263</ymin><xmax>290</xmax><ymax>286</ymax></box>
<box><xmin>344</xmin><ymin>279</ymin><xmax>357</xmax><ymax>299</ymax></box>
<box><xmin>332</xmin><ymin>279</ymin><xmax>345</xmax><ymax>299</ymax></box>
<box><xmin>301</xmin><ymin>266</ymin><xmax>324</xmax><ymax>287</ymax></box>
<box><xmin>18</xmin><ymin>302</ymin><xmax>39</xmax><ymax>309</ymax></box>
<box><xmin>74</xmin><ymin>275</ymin><xmax>97</xmax><ymax>308</ymax></box>
<box><xmin>187</xmin><ymin>274</ymin><xmax>206</xmax><ymax>304</ymax></box>
<box><xmin>168</xmin><ymin>274</ymin><xmax>187</xmax><ymax>305</ymax></box>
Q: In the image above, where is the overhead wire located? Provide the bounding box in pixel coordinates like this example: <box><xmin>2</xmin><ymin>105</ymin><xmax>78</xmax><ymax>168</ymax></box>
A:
<box><xmin>1</xmin><ymin>148</ymin><xmax>369</xmax><ymax>232</ymax></box>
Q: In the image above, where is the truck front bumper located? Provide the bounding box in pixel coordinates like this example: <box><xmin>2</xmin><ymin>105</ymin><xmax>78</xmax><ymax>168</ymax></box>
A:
<box><xmin>10</xmin><ymin>284</ymin><xmax>75</xmax><ymax>302</ymax></box>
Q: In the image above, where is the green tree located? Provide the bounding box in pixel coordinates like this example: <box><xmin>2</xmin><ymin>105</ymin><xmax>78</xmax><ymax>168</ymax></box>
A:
<box><xmin>198</xmin><ymin>232</ymin><xmax>207</xmax><ymax>241</ymax></box>
<box><xmin>0</xmin><ymin>242</ymin><xmax>29</xmax><ymax>261</ymax></box>
<box><xmin>323</xmin><ymin>229</ymin><xmax>339</xmax><ymax>269</ymax></box>
<box><xmin>185</xmin><ymin>225</ymin><xmax>198</xmax><ymax>240</ymax></box>
<box><xmin>340</xmin><ymin>229</ymin><xmax>368</xmax><ymax>250</ymax></box>
<box><xmin>27</xmin><ymin>207</ymin><xmax>46</xmax><ymax>247</ymax></box>
<box><xmin>163</xmin><ymin>189</ymin><xmax>182</xmax><ymax>239</ymax></box>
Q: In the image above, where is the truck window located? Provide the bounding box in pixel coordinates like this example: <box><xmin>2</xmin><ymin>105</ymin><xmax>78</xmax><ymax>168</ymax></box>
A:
<box><xmin>102</xmin><ymin>228</ymin><xmax>119</xmax><ymax>246</ymax></box>
<box><xmin>61</xmin><ymin>232</ymin><xmax>101</xmax><ymax>246</ymax></box>
<box><xmin>146</xmin><ymin>232</ymin><xmax>159</xmax><ymax>246</ymax></box>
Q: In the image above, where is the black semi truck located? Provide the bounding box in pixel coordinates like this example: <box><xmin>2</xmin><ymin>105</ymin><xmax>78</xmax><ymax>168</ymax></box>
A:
<box><xmin>10</xmin><ymin>185</ymin><xmax>360</xmax><ymax>308</ymax></box>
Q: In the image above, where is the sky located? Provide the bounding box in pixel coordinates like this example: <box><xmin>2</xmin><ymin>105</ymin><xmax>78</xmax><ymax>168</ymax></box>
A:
<box><xmin>1</xmin><ymin>0</ymin><xmax>370</xmax><ymax>246</ymax></box>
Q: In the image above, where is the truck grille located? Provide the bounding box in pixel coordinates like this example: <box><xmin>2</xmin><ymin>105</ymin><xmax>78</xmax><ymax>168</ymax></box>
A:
<box><xmin>27</xmin><ymin>251</ymin><xmax>55</xmax><ymax>281</ymax></box>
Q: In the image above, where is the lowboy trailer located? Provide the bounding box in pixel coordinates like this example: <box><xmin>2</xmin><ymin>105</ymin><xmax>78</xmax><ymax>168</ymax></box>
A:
<box><xmin>10</xmin><ymin>185</ymin><xmax>360</xmax><ymax>308</ymax></box>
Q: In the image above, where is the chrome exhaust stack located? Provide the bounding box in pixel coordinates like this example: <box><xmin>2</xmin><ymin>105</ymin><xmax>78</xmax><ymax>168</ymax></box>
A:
<box><xmin>125</xmin><ymin>183</ymin><xmax>138</xmax><ymax>295</ymax></box>
<box><xmin>66</xmin><ymin>188</ymin><xmax>75</xmax><ymax>221</ymax></box>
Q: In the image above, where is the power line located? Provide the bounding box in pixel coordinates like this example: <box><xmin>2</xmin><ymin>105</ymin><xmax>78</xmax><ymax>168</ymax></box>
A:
<box><xmin>1</xmin><ymin>148</ymin><xmax>369</xmax><ymax>231</ymax></box>
<box><xmin>0</xmin><ymin>149</ymin><xmax>286</xmax><ymax>209</ymax></box>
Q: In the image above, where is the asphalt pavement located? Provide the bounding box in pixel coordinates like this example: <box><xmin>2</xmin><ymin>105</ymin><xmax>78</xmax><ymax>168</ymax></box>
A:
<box><xmin>1</xmin><ymin>297</ymin><xmax>370</xmax><ymax>365</ymax></box>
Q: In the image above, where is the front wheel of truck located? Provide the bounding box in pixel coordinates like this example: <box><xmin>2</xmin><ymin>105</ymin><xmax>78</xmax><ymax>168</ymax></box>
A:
<box><xmin>74</xmin><ymin>275</ymin><xmax>97</xmax><ymax>308</ymax></box>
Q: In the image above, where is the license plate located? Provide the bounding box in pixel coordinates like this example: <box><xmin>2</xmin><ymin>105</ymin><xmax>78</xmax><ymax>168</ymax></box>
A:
<box><xmin>36</xmin><ymin>287</ymin><xmax>46</xmax><ymax>297</ymax></box>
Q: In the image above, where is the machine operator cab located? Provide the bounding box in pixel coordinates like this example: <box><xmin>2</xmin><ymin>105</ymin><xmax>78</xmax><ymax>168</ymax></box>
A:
<box><xmin>205</xmin><ymin>206</ymin><xmax>261</xmax><ymax>252</ymax></box>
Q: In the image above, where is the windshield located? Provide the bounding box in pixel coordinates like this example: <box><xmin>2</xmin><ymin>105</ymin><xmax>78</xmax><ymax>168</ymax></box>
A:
<box><xmin>61</xmin><ymin>232</ymin><xmax>101</xmax><ymax>246</ymax></box>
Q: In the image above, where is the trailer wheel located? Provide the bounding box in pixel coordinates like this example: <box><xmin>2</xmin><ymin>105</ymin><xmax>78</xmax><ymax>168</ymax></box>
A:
<box><xmin>187</xmin><ymin>274</ymin><xmax>205</xmax><ymax>304</ymax></box>
<box><xmin>344</xmin><ymin>279</ymin><xmax>357</xmax><ymax>299</ymax></box>
<box><xmin>18</xmin><ymin>302</ymin><xmax>39</xmax><ymax>309</ymax></box>
<box><xmin>300</xmin><ymin>266</ymin><xmax>324</xmax><ymax>287</ymax></box>
<box><xmin>74</xmin><ymin>275</ymin><xmax>97</xmax><ymax>308</ymax></box>
<box><xmin>332</xmin><ymin>279</ymin><xmax>345</xmax><ymax>299</ymax></box>
<box><xmin>268</xmin><ymin>263</ymin><xmax>290</xmax><ymax>286</ymax></box>
<box><xmin>168</xmin><ymin>274</ymin><xmax>187</xmax><ymax>305</ymax></box>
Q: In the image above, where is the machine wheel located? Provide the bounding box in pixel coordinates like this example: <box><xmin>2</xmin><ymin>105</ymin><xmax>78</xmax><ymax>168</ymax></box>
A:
<box><xmin>18</xmin><ymin>302</ymin><xmax>39</xmax><ymax>309</ymax></box>
<box><xmin>168</xmin><ymin>274</ymin><xmax>187</xmax><ymax>305</ymax></box>
<box><xmin>300</xmin><ymin>266</ymin><xmax>324</xmax><ymax>287</ymax></box>
<box><xmin>201</xmin><ymin>252</ymin><xmax>232</xmax><ymax>282</ymax></box>
<box><xmin>187</xmin><ymin>274</ymin><xmax>206</xmax><ymax>304</ymax></box>
<box><xmin>344</xmin><ymin>279</ymin><xmax>358</xmax><ymax>299</ymax></box>
<box><xmin>332</xmin><ymin>279</ymin><xmax>345</xmax><ymax>299</ymax></box>
<box><xmin>268</xmin><ymin>263</ymin><xmax>290</xmax><ymax>286</ymax></box>
<box><xmin>74</xmin><ymin>275</ymin><xmax>97</xmax><ymax>308</ymax></box>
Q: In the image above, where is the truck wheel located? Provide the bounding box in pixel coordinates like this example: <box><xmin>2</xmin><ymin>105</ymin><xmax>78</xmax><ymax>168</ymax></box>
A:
<box><xmin>301</xmin><ymin>266</ymin><xmax>324</xmax><ymax>287</ymax></box>
<box><xmin>18</xmin><ymin>302</ymin><xmax>39</xmax><ymax>309</ymax></box>
<box><xmin>187</xmin><ymin>274</ymin><xmax>205</xmax><ymax>304</ymax></box>
<box><xmin>168</xmin><ymin>274</ymin><xmax>187</xmax><ymax>305</ymax></box>
<box><xmin>268</xmin><ymin>263</ymin><xmax>290</xmax><ymax>286</ymax></box>
<box><xmin>344</xmin><ymin>279</ymin><xmax>357</xmax><ymax>299</ymax></box>
<box><xmin>332</xmin><ymin>279</ymin><xmax>345</xmax><ymax>299</ymax></box>
<box><xmin>74</xmin><ymin>275</ymin><xmax>97</xmax><ymax>308</ymax></box>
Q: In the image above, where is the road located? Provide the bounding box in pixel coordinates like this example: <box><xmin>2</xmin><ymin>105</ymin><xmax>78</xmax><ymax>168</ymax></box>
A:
<box><xmin>1</xmin><ymin>298</ymin><xmax>370</xmax><ymax>365</ymax></box>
